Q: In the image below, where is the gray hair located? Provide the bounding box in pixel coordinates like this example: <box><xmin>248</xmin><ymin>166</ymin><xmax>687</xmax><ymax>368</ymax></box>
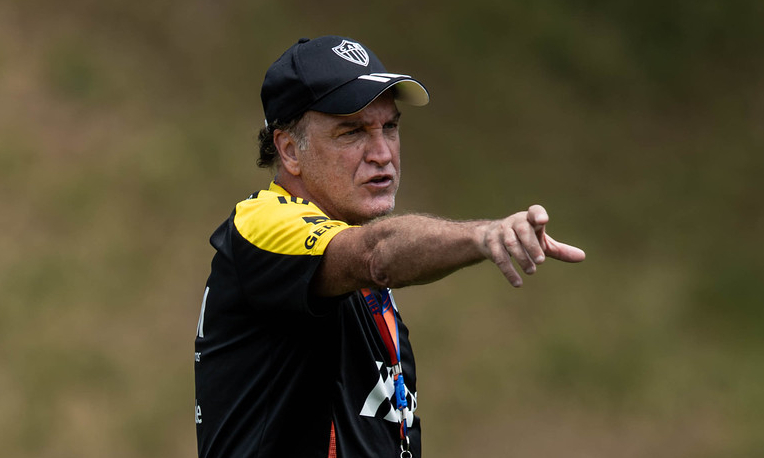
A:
<box><xmin>256</xmin><ymin>113</ymin><xmax>310</xmax><ymax>168</ymax></box>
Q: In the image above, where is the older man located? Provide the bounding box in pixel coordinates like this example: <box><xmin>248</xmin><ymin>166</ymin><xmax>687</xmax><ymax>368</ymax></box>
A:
<box><xmin>194</xmin><ymin>35</ymin><xmax>585</xmax><ymax>458</ymax></box>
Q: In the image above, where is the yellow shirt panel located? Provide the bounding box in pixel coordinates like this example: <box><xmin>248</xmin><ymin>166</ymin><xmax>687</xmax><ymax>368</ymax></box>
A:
<box><xmin>233</xmin><ymin>182</ymin><xmax>353</xmax><ymax>256</ymax></box>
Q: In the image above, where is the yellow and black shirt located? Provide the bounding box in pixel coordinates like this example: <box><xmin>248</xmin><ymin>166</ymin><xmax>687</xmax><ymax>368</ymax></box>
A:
<box><xmin>194</xmin><ymin>182</ymin><xmax>420</xmax><ymax>458</ymax></box>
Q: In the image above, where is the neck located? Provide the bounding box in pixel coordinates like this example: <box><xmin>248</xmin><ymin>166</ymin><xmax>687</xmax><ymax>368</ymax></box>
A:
<box><xmin>274</xmin><ymin>171</ymin><xmax>337</xmax><ymax>220</ymax></box>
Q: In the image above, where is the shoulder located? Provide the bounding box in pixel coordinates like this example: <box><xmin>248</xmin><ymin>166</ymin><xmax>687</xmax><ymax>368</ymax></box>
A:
<box><xmin>233</xmin><ymin>188</ymin><xmax>352</xmax><ymax>256</ymax></box>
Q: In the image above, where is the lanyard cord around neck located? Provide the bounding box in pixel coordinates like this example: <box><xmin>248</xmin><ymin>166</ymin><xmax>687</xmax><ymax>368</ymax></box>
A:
<box><xmin>360</xmin><ymin>288</ymin><xmax>412</xmax><ymax>458</ymax></box>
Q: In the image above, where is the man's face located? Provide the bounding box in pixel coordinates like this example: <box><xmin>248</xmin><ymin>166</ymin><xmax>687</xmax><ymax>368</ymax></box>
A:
<box><xmin>296</xmin><ymin>92</ymin><xmax>401</xmax><ymax>225</ymax></box>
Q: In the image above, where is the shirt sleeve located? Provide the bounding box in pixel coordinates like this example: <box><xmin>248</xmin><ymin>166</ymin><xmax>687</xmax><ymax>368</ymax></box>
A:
<box><xmin>230</xmin><ymin>194</ymin><xmax>352</xmax><ymax>316</ymax></box>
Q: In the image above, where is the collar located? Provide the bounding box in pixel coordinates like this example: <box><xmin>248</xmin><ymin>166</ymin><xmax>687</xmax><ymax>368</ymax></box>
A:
<box><xmin>268</xmin><ymin>181</ymin><xmax>290</xmax><ymax>196</ymax></box>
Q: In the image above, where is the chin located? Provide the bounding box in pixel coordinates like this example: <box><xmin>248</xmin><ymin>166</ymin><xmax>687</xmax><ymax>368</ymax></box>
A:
<box><xmin>349</xmin><ymin>199</ymin><xmax>395</xmax><ymax>225</ymax></box>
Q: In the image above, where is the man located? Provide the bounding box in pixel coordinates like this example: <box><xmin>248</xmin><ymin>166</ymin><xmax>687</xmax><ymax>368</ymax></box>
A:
<box><xmin>195</xmin><ymin>35</ymin><xmax>585</xmax><ymax>458</ymax></box>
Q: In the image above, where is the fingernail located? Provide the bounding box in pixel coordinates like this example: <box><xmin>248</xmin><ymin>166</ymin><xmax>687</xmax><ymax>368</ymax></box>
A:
<box><xmin>535</xmin><ymin>255</ymin><xmax>545</xmax><ymax>264</ymax></box>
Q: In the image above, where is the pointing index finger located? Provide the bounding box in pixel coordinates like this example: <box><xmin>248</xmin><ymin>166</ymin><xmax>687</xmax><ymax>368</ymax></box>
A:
<box><xmin>543</xmin><ymin>234</ymin><xmax>586</xmax><ymax>263</ymax></box>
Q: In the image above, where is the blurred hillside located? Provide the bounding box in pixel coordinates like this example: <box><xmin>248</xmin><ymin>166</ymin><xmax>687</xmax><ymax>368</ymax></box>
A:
<box><xmin>1</xmin><ymin>1</ymin><xmax>763</xmax><ymax>457</ymax></box>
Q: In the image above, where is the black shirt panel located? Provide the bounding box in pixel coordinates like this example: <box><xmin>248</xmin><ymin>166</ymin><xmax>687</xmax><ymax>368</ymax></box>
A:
<box><xmin>195</xmin><ymin>183</ymin><xmax>420</xmax><ymax>458</ymax></box>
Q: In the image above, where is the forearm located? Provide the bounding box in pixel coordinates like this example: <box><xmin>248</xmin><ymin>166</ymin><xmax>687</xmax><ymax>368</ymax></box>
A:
<box><xmin>313</xmin><ymin>214</ymin><xmax>490</xmax><ymax>297</ymax></box>
<box><xmin>364</xmin><ymin>214</ymin><xmax>488</xmax><ymax>288</ymax></box>
<box><xmin>313</xmin><ymin>205</ymin><xmax>584</xmax><ymax>297</ymax></box>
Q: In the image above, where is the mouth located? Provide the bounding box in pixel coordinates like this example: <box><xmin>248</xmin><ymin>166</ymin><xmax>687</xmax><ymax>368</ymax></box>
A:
<box><xmin>364</xmin><ymin>175</ymin><xmax>394</xmax><ymax>188</ymax></box>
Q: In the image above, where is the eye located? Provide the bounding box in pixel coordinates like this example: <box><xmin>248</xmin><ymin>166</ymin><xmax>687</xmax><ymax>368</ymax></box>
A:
<box><xmin>383</xmin><ymin>122</ymin><xmax>398</xmax><ymax>130</ymax></box>
<box><xmin>342</xmin><ymin>127</ymin><xmax>363</xmax><ymax>136</ymax></box>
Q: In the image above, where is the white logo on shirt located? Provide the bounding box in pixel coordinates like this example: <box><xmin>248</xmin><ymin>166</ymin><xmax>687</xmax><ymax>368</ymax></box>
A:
<box><xmin>360</xmin><ymin>361</ymin><xmax>416</xmax><ymax>425</ymax></box>
<box><xmin>196</xmin><ymin>287</ymin><xmax>209</xmax><ymax>338</ymax></box>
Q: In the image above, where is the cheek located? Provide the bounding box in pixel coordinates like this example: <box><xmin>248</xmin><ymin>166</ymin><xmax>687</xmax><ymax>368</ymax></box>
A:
<box><xmin>391</xmin><ymin>140</ymin><xmax>401</xmax><ymax>167</ymax></box>
<box><xmin>315</xmin><ymin>154</ymin><xmax>357</xmax><ymax>196</ymax></box>
<box><xmin>339</xmin><ymin>150</ymin><xmax>367</xmax><ymax>181</ymax></box>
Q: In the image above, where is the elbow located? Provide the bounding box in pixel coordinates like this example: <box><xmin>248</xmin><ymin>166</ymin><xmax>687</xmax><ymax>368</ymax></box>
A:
<box><xmin>368</xmin><ymin>252</ymin><xmax>395</xmax><ymax>289</ymax></box>
<box><xmin>363</xmin><ymin>224</ymin><xmax>398</xmax><ymax>289</ymax></box>
<box><xmin>367</xmin><ymin>245</ymin><xmax>411</xmax><ymax>289</ymax></box>
<box><xmin>362</xmin><ymin>221</ymin><xmax>410</xmax><ymax>289</ymax></box>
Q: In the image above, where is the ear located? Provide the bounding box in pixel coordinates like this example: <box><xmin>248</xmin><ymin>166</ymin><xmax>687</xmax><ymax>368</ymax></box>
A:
<box><xmin>273</xmin><ymin>129</ymin><xmax>301</xmax><ymax>177</ymax></box>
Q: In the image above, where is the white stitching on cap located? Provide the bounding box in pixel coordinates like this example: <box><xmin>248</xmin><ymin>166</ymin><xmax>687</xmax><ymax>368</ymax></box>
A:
<box><xmin>358</xmin><ymin>75</ymin><xmax>391</xmax><ymax>83</ymax></box>
<box><xmin>371</xmin><ymin>73</ymin><xmax>411</xmax><ymax>78</ymax></box>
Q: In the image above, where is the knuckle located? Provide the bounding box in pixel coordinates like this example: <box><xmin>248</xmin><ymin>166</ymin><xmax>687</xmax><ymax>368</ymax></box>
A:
<box><xmin>488</xmin><ymin>246</ymin><xmax>507</xmax><ymax>264</ymax></box>
<box><xmin>504</xmin><ymin>236</ymin><xmax>519</xmax><ymax>249</ymax></box>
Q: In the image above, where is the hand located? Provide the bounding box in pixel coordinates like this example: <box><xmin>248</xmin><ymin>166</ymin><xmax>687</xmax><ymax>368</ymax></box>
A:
<box><xmin>478</xmin><ymin>205</ymin><xmax>585</xmax><ymax>287</ymax></box>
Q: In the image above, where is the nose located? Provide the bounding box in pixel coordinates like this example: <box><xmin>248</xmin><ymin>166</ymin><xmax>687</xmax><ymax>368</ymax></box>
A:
<box><xmin>364</xmin><ymin>129</ymin><xmax>395</xmax><ymax>166</ymax></box>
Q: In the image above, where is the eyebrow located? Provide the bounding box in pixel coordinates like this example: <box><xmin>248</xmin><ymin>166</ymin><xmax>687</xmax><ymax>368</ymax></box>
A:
<box><xmin>335</xmin><ymin>111</ymin><xmax>402</xmax><ymax>129</ymax></box>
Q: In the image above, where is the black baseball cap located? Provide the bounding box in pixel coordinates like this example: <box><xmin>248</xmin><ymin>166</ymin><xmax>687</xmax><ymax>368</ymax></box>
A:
<box><xmin>261</xmin><ymin>36</ymin><xmax>429</xmax><ymax>127</ymax></box>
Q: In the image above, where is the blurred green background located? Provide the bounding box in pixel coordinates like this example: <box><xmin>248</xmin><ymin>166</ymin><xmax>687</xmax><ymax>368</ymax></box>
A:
<box><xmin>2</xmin><ymin>0</ymin><xmax>763</xmax><ymax>457</ymax></box>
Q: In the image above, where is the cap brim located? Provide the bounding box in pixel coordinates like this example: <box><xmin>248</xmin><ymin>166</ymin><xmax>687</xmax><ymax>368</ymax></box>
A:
<box><xmin>309</xmin><ymin>75</ymin><xmax>429</xmax><ymax>116</ymax></box>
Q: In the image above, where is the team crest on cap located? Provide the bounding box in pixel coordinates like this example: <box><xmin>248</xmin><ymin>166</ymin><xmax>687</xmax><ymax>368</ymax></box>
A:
<box><xmin>332</xmin><ymin>40</ymin><xmax>369</xmax><ymax>67</ymax></box>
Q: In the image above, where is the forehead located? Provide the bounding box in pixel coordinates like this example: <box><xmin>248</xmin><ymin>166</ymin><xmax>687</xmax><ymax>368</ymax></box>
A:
<box><xmin>307</xmin><ymin>92</ymin><xmax>399</xmax><ymax>130</ymax></box>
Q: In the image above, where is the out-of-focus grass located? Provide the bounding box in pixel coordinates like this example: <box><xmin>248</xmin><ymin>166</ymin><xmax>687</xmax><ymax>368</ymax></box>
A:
<box><xmin>2</xmin><ymin>1</ymin><xmax>763</xmax><ymax>457</ymax></box>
